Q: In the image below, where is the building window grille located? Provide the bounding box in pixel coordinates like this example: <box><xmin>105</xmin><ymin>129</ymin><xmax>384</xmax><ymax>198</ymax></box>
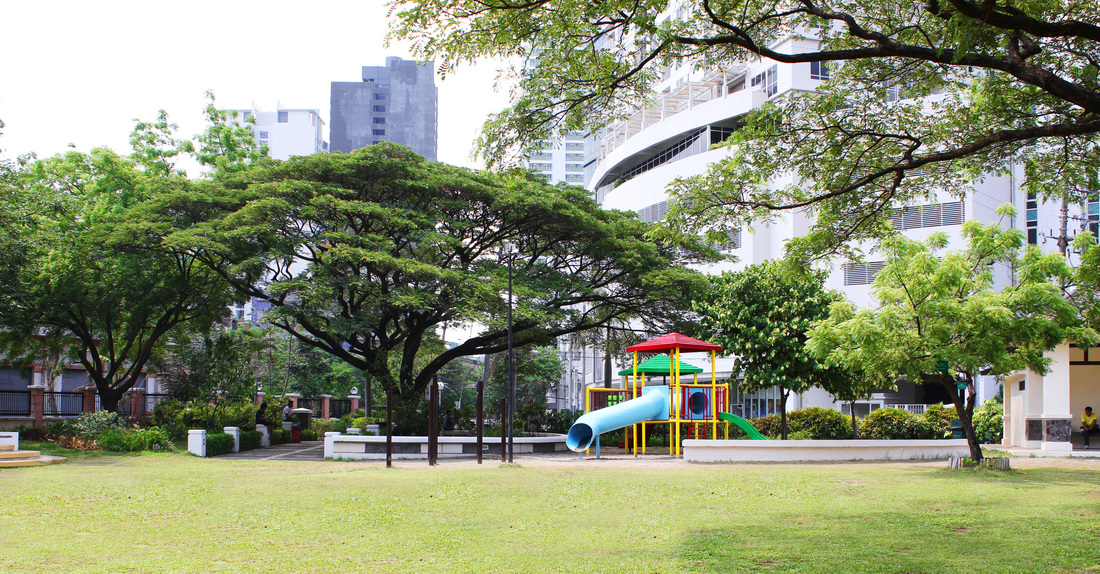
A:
<box><xmin>889</xmin><ymin>201</ymin><xmax>965</xmax><ymax>230</ymax></box>
<box><xmin>565</xmin><ymin>174</ymin><xmax>584</xmax><ymax>182</ymax></box>
<box><xmin>373</xmin><ymin>117</ymin><xmax>385</xmax><ymax>124</ymax></box>
<box><xmin>277</xmin><ymin>111</ymin><xmax>289</xmax><ymax>123</ymax></box>
<box><xmin>258</xmin><ymin>131</ymin><xmax>269</xmax><ymax>139</ymax></box>
<box><xmin>373</xmin><ymin>128</ymin><xmax>385</xmax><ymax>135</ymax></box>
<box><xmin>810</xmin><ymin>61</ymin><xmax>830</xmax><ymax>81</ymax></box>
<box><xmin>373</xmin><ymin>105</ymin><xmax>386</xmax><ymax>112</ymax></box>
<box><xmin>373</xmin><ymin>93</ymin><xmax>386</xmax><ymax>100</ymax></box>
<box><xmin>636</xmin><ymin>200</ymin><xmax>669</xmax><ymax>223</ymax></box>
<box><xmin>565</xmin><ymin>142</ymin><xmax>585</xmax><ymax>151</ymax></box>
<box><xmin>843</xmin><ymin>261</ymin><xmax>886</xmax><ymax>286</ymax></box>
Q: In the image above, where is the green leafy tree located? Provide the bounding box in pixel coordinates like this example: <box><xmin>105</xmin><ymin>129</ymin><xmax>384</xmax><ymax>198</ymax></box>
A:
<box><xmin>152</xmin><ymin>328</ymin><xmax>273</xmax><ymax>403</ymax></box>
<box><xmin>488</xmin><ymin>345</ymin><xmax>565</xmax><ymax>408</ymax></box>
<box><xmin>152</xmin><ymin>144</ymin><xmax>711</xmax><ymax>432</ymax></box>
<box><xmin>694</xmin><ymin>260</ymin><xmax>859</xmax><ymax>439</ymax></box>
<box><xmin>392</xmin><ymin>0</ymin><xmax>1100</xmax><ymax>255</ymax></box>
<box><xmin>808</xmin><ymin>213</ymin><xmax>1097</xmax><ymax>460</ymax></box>
<box><xmin>0</xmin><ymin>118</ymin><xmax>236</xmax><ymax>413</ymax></box>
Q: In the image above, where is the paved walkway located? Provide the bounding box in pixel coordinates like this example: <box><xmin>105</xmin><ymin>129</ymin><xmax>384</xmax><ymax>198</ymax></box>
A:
<box><xmin>213</xmin><ymin>441</ymin><xmax>325</xmax><ymax>461</ymax></box>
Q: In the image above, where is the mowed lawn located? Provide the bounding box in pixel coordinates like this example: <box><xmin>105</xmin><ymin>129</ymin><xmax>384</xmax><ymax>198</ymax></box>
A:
<box><xmin>0</xmin><ymin>452</ymin><xmax>1097</xmax><ymax>574</ymax></box>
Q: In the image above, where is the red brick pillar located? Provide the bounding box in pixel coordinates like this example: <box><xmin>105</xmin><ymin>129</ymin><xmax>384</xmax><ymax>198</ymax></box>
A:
<box><xmin>131</xmin><ymin>388</ymin><xmax>145</xmax><ymax>419</ymax></box>
<box><xmin>349</xmin><ymin>395</ymin><xmax>360</xmax><ymax>414</ymax></box>
<box><xmin>321</xmin><ymin>395</ymin><xmax>331</xmax><ymax>419</ymax></box>
<box><xmin>287</xmin><ymin>393</ymin><xmax>300</xmax><ymax>409</ymax></box>
<box><xmin>83</xmin><ymin>387</ymin><xmax>98</xmax><ymax>413</ymax></box>
<box><xmin>28</xmin><ymin>386</ymin><xmax>45</xmax><ymax>428</ymax></box>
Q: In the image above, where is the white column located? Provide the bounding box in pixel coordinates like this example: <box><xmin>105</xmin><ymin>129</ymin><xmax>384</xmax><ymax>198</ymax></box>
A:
<box><xmin>223</xmin><ymin>427</ymin><xmax>240</xmax><ymax>453</ymax></box>
<box><xmin>187</xmin><ymin>430</ymin><xmax>207</xmax><ymax>457</ymax></box>
<box><xmin>1041</xmin><ymin>342</ymin><xmax>1073</xmax><ymax>452</ymax></box>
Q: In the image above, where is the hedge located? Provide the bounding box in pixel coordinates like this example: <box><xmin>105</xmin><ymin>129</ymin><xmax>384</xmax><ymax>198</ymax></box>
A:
<box><xmin>239</xmin><ymin>430</ymin><xmax>262</xmax><ymax>451</ymax></box>
<box><xmin>206</xmin><ymin>432</ymin><xmax>235</xmax><ymax>457</ymax></box>
<box><xmin>272</xmin><ymin>429</ymin><xmax>291</xmax><ymax>445</ymax></box>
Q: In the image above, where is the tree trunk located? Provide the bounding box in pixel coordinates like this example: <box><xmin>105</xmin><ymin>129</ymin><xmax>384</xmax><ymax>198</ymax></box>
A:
<box><xmin>779</xmin><ymin>387</ymin><xmax>790</xmax><ymax>440</ymax></box>
<box><xmin>944</xmin><ymin>373</ymin><xmax>983</xmax><ymax>461</ymax></box>
<box><xmin>849</xmin><ymin>401</ymin><xmax>859</xmax><ymax>439</ymax></box>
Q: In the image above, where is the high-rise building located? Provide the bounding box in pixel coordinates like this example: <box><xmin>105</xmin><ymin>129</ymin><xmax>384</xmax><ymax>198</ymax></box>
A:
<box><xmin>330</xmin><ymin>57</ymin><xmax>438</xmax><ymax>161</ymax></box>
<box><xmin>524</xmin><ymin>131</ymin><xmax>588</xmax><ymax>186</ymax></box>
<box><xmin>229</xmin><ymin>102</ymin><xmax>327</xmax><ymax>160</ymax></box>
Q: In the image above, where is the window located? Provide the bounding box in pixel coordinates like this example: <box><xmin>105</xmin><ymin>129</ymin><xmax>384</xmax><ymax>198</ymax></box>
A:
<box><xmin>373</xmin><ymin>128</ymin><xmax>385</xmax><ymax>135</ymax></box>
<box><xmin>374</xmin><ymin>93</ymin><xmax>386</xmax><ymax>100</ymax></box>
<box><xmin>277</xmin><ymin>111</ymin><xmax>289</xmax><ymax>123</ymax></box>
<box><xmin>527</xmin><ymin>162</ymin><xmax>553</xmax><ymax>171</ymax></box>
<box><xmin>1087</xmin><ymin>197</ymin><xmax>1099</xmax><ymax>236</ymax></box>
<box><xmin>258</xmin><ymin>131</ymin><xmax>269</xmax><ymax>139</ymax></box>
<box><xmin>889</xmin><ymin>201</ymin><xmax>965</xmax><ymax>230</ymax></box>
<box><xmin>373</xmin><ymin>117</ymin><xmax>385</xmax><ymax>124</ymax></box>
<box><xmin>565</xmin><ymin>153</ymin><xmax>584</xmax><ymax>161</ymax></box>
<box><xmin>565</xmin><ymin>174</ymin><xmax>585</xmax><ymax>182</ymax></box>
<box><xmin>750</xmin><ymin>65</ymin><xmax>778</xmax><ymax>97</ymax></box>
<box><xmin>1026</xmin><ymin>193</ymin><xmax>1038</xmax><ymax>245</ymax></box>
<box><xmin>565</xmin><ymin>142</ymin><xmax>584</xmax><ymax>151</ymax></box>
<box><xmin>843</xmin><ymin>261</ymin><xmax>885</xmax><ymax>286</ymax></box>
<box><xmin>810</xmin><ymin>61</ymin><xmax>830</xmax><ymax>81</ymax></box>
<box><xmin>373</xmin><ymin>105</ymin><xmax>386</xmax><ymax>112</ymax></box>
<box><xmin>565</xmin><ymin>163</ymin><xmax>584</xmax><ymax>172</ymax></box>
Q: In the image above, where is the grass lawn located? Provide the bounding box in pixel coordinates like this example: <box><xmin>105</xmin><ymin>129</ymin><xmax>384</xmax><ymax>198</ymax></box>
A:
<box><xmin>0</xmin><ymin>452</ymin><xmax>1097</xmax><ymax>574</ymax></box>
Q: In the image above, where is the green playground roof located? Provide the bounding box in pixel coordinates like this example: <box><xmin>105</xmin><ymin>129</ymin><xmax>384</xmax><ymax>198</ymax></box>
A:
<box><xmin>617</xmin><ymin>354</ymin><xmax>704</xmax><ymax>376</ymax></box>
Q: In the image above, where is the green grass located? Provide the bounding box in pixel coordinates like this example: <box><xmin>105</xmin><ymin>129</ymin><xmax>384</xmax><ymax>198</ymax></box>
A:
<box><xmin>0</xmin><ymin>454</ymin><xmax>1098</xmax><ymax>573</ymax></box>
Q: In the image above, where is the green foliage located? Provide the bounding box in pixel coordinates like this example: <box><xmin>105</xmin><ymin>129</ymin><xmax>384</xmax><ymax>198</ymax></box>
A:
<box><xmin>859</xmin><ymin>408</ymin><xmax>938</xmax><ymax>440</ymax></box>
<box><xmin>153</xmin><ymin>329</ymin><xmax>271</xmax><ymax>403</ymax></box>
<box><xmin>300</xmin><ymin>429</ymin><xmax>318</xmax><ymax>442</ymax></box>
<box><xmin>394</xmin><ymin>0</ymin><xmax>1100</xmax><ymax>257</ymax></box>
<box><xmin>205</xmin><ymin>432</ymin><xmax>235</xmax><ymax>457</ymax></box>
<box><xmin>271</xmin><ymin>429</ymin><xmax>291</xmax><ymax>445</ymax></box>
<box><xmin>153</xmin><ymin>400</ymin><xmax>257</xmax><ymax>439</ymax></box>
<box><xmin>513</xmin><ymin>405</ymin><xmax>578</xmax><ymax>434</ymax></box>
<box><xmin>488</xmin><ymin>346</ymin><xmax>565</xmax><ymax>409</ymax></box>
<box><xmin>787</xmin><ymin>407</ymin><xmax>853</xmax><ymax>441</ymax></box>
<box><xmin>973</xmin><ymin>398</ymin><xmax>1004</xmax><ymax>444</ymax></box>
<box><xmin>98</xmin><ymin>427</ymin><xmax>174</xmax><ymax>452</ymax></box>
<box><xmin>311</xmin><ymin>419</ymin><xmax>336</xmax><ymax>436</ymax></box>
<box><xmin>922</xmin><ymin>403</ymin><xmax>959</xmax><ymax>439</ymax></box>
<box><xmin>238</xmin><ymin>430</ymin><xmax>262</xmax><ymax>451</ymax></box>
<box><xmin>60</xmin><ymin>411</ymin><xmax>126</xmax><ymax>440</ymax></box>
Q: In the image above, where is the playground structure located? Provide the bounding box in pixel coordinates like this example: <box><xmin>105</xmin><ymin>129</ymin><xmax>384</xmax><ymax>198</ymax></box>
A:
<box><xmin>567</xmin><ymin>332</ymin><xmax>764</xmax><ymax>457</ymax></box>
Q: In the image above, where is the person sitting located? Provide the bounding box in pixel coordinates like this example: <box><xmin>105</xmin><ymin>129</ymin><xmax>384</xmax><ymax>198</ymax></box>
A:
<box><xmin>282</xmin><ymin>400</ymin><xmax>300</xmax><ymax>430</ymax></box>
<box><xmin>1082</xmin><ymin>406</ymin><xmax>1098</xmax><ymax>449</ymax></box>
<box><xmin>256</xmin><ymin>403</ymin><xmax>275</xmax><ymax>431</ymax></box>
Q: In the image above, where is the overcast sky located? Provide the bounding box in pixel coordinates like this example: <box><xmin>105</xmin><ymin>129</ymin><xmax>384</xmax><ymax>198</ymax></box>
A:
<box><xmin>0</xmin><ymin>1</ymin><xmax>510</xmax><ymax>169</ymax></box>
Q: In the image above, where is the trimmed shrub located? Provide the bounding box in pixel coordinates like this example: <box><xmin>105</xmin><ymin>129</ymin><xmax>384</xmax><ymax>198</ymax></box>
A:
<box><xmin>921</xmin><ymin>403</ymin><xmax>958</xmax><ymax>438</ymax></box>
<box><xmin>972</xmin><ymin>398</ymin><xmax>1004</xmax><ymax>444</ymax></box>
<box><xmin>301</xmin><ymin>429</ymin><xmax>318</xmax><ymax>441</ymax></box>
<box><xmin>61</xmin><ymin>411</ymin><xmax>125</xmax><ymax>440</ymax></box>
<box><xmin>747</xmin><ymin>413</ymin><xmax>782</xmax><ymax>438</ymax></box>
<box><xmin>860</xmin><ymin>408</ymin><xmax>937</xmax><ymax>439</ymax></box>
<box><xmin>788</xmin><ymin>406</ymin><xmax>853</xmax><ymax>440</ymax></box>
<box><xmin>272</xmin><ymin>429</ymin><xmax>291</xmax><ymax>445</ymax></box>
<box><xmin>98</xmin><ymin>427</ymin><xmax>174</xmax><ymax>452</ymax></box>
<box><xmin>239</xmin><ymin>430</ymin><xmax>262</xmax><ymax>451</ymax></box>
<box><xmin>312</xmin><ymin>419</ymin><xmax>336</xmax><ymax>436</ymax></box>
<box><xmin>205</xmin><ymin>432</ymin><xmax>235</xmax><ymax>456</ymax></box>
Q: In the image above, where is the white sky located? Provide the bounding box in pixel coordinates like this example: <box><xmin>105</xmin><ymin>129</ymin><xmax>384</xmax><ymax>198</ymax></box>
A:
<box><xmin>0</xmin><ymin>1</ymin><xmax>511</xmax><ymax>169</ymax></box>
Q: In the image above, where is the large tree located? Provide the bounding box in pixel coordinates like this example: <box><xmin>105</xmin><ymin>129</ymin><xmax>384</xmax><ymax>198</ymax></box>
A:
<box><xmin>694</xmin><ymin>259</ymin><xmax>864</xmax><ymax>438</ymax></box>
<box><xmin>148</xmin><ymin>144</ymin><xmax>711</xmax><ymax>431</ymax></box>
<box><xmin>392</xmin><ymin>0</ymin><xmax>1100</xmax><ymax>255</ymax></box>
<box><xmin>807</xmin><ymin>213</ymin><xmax>1097</xmax><ymax>460</ymax></box>
<box><xmin>0</xmin><ymin>136</ymin><xmax>236</xmax><ymax>412</ymax></box>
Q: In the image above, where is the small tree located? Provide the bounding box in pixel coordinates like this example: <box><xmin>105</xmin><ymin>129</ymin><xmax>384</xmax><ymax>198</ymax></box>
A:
<box><xmin>695</xmin><ymin>259</ymin><xmax>856</xmax><ymax>439</ymax></box>
<box><xmin>808</xmin><ymin>211</ymin><xmax>1097</xmax><ymax>460</ymax></box>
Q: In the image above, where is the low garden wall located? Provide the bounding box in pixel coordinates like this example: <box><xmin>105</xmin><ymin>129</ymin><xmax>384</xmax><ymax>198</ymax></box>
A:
<box><xmin>682</xmin><ymin>439</ymin><xmax>970</xmax><ymax>462</ymax></box>
<box><xmin>324</xmin><ymin>433</ymin><xmax>568</xmax><ymax>460</ymax></box>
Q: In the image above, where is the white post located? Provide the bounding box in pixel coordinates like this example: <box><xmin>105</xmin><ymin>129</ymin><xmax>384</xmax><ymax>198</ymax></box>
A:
<box><xmin>223</xmin><ymin>427</ymin><xmax>240</xmax><ymax>453</ymax></box>
<box><xmin>187</xmin><ymin>430</ymin><xmax>207</xmax><ymax>457</ymax></box>
<box><xmin>257</xmin><ymin>424</ymin><xmax>271</xmax><ymax>447</ymax></box>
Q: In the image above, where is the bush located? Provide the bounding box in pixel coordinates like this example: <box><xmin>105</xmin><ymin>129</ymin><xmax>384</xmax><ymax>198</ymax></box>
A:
<box><xmin>972</xmin><ymin>398</ymin><xmax>1004</xmax><ymax>444</ymax></box>
<box><xmin>239</xmin><ymin>430</ymin><xmax>262</xmax><ymax>451</ymax></box>
<box><xmin>312</xmin><ymin>419</ymin><xmax>336</xmax><ymax>436</ymax></box>
<box><xmin>860</xmin><ymin>408</ymin><xmax>937</xmax><ymax>439</ymax></box>
<box><xmin>788</xmin><ymin>407</ymin><xmax>853</xmax><ymax>440</ymax></box>
<box><xmin>922</xmin><ymin>403</ymin><xmax>958</xmax><ymax>438</ymax></box>
<box><xmin>272</xmin><ymin>429</ymin><xmax>291</xmax><ymax>445</ymax></box>
<box><xmin>205</xmin><ymin>432</ymin><xmax>235</xmax><ymax>456</ymax></box>
<box><xmin>98</xmin><ymin>427</ymin><xmax>174</xmax><ymax>452</ymax></box>
<box><xmin>301</xmin><ymin>429</ymin><xmax>318</xmax><ymax>441</ymax></box>
<box><xmin>61</xmin><ymin>411</ymin><xmax>126</xmax><ymax>440</ymax></box>
<box><xmin>747</xmin><ymin>413</ymin><xmax>782</xmax><ymax>438</ymax></box>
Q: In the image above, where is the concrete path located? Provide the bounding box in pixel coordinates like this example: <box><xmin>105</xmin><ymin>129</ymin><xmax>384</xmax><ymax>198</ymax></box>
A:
<box><xmin>213</xmin><ymin>441</ymin><xmax>325</xmax><ymax>461</ymax></box>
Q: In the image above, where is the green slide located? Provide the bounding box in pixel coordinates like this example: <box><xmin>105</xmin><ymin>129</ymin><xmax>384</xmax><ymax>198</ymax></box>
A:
<box><xmin>718</xmin><ymin>412</ymin><xmax>768</xmax><ymax>440</ymax></box>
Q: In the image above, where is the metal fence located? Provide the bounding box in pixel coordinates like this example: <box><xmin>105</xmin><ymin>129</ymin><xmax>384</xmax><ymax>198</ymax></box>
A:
<box><xmin>297</xmin><ymin>398</ymin><xmax>320</xmax><ymax>412</ymax></box>
<box><xmin>329</xmin><ymin>398</ymin><xmax>351</xmax><ymax>419</ymax></box>
<box><xmin>144</xmin><ymin>393</ymin><xmax>170</xmax><ymax>414</ymax></box>
<box><xmin>42</xmin><ymin>391</ymin><xmax>84</xmax><ymax>417</ymax></box>
<box><xmin>0</xmin><ymin>390</ymin><xmax>30</xmax><ymax>416</ymax></box>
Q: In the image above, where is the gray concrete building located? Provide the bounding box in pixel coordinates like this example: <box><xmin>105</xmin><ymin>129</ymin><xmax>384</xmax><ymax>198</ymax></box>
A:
<box><xmin>330</xmin><ymin>57</ymin><xmax>438</xmax><ymax>161</ymax></box>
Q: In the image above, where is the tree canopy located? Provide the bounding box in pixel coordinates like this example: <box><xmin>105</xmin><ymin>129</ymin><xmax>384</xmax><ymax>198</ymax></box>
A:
<box><xmin>807</xmin><ymin>213</ymin><xmax>1098</xmax><ymax>459</ymax></box>
<box><xmin>149</xmin><ymin>144</ymin><xmax>711</xmax><ymax>431</ymax></box>
<box><xmin>694</xmin><ymin>259</ymin><xmax>864</xmax><ymax>438</ymax></box>
<box><xmin>392</xmin><ymin>0</ymin><xmax>1100</xmax><ymax>255</ymax></box>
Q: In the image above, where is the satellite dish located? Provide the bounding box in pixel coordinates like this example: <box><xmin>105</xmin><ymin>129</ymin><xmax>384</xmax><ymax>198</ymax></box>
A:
<box><xmin>350</xmin><ymin>387</ymin><xmax>359</xmax><ymax>395</ymax></box>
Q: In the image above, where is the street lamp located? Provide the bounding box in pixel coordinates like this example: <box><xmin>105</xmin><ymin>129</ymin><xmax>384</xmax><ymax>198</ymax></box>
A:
<box><xmin>500</xmin><ymin>244</ymin><xmax>518</xmax><ymax>463</ymax></box>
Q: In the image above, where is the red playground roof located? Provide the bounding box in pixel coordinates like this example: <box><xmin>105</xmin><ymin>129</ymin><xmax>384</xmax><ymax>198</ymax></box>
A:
<box><xmin>626</xmin><ymin>332</ymin><xmax>722</xmax><ymax>353</ymax></box>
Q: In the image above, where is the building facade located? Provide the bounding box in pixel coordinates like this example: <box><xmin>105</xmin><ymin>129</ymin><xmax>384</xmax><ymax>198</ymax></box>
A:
<box><xmin>330</xmin><ymin>57</ymin><xmax>438</xmax><ymax>161</ymax></box>
<box><xmin>230</xmin><ymin>103</ymin><xmax>327</xmax><ymax>161</ymax></box>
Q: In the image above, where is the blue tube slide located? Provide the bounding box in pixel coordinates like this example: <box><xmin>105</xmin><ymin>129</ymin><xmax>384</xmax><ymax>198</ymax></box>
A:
<box><xmin>566</xmin><ymin>386</ymin><xmax>671</xmax><ymax>452</ymax></box>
